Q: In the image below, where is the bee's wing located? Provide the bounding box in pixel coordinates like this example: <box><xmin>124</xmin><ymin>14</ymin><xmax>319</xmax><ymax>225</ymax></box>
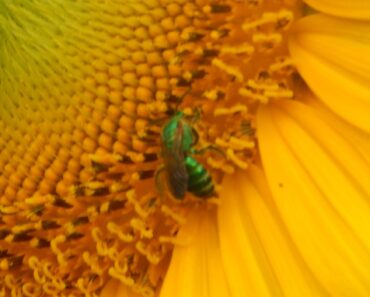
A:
<box><xmin>162</xmin><ymin>145</ymin><xmax>188</xmax><ymax>200</ymax></box>
<box><xmin>162</xmin><ymin>127</ymin><xmax>188</xmax><ymax>199</ymax></box>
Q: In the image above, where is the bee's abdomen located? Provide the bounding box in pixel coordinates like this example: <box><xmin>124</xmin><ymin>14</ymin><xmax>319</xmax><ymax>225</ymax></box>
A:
<box><xmin>185</xmin><ymin>156</ymin><xmax>214</xmax><ymax>198</ymax></box>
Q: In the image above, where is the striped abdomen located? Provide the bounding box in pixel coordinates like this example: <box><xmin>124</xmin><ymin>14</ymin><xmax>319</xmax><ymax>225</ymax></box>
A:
<box><xmin>185</xmin><ymin>155</ymin><xmax>214</xmax><ymax>198</ymax></box>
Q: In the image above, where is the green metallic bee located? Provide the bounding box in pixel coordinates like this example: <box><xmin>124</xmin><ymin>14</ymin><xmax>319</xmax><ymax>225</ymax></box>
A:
<box><xmin>156</xmin><ymin>111</ymin><xmax>214</xmax><ymax>200</ymax></box>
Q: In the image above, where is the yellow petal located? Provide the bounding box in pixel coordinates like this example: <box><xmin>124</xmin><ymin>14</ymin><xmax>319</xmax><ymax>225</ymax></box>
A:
<box><xmin>302</xmin><ymin>93</ymin><xmax>370</xmax><ymax>164</ymax></box>
<box><xmin>304</xmin><ymin>0</ymin><xmax>370</xmax><ymax>19</ymax></box>
<box><xmin>160</xmin><ymin>207</ymin><xmax>231</xmax><ymax>297</ymax></box>
<box><xmin>289</xmin><ymin>14</ymin><xmax>370</xmax><ymax>132</ymax></box>
<box><xmin>258</xmin><ymin>99</ymin><xmax>370</xmax><ymax>296</ymax></box>
<box><xmin>218</xmin><ymin>167</ymin><xmax>327</xmax><ymax>297</ymax></box>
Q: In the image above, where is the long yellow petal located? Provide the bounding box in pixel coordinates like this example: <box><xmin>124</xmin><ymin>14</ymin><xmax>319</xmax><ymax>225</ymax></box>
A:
<box><xmin>302</xmin><ymin>93</ymin><xmax>370</xmax><ymax>164</ymax></box>
<box><xmin>218</xmin><ymin>167</ymin><xmax>328</xmax><ymax>297</ymax></box>
<box><xmin>304</xmin><ymin>0</ymin><xmax>370</xmax><ymax>19</ymax></box>
<box><xmin>160</xmin><ymin>207</ymin><xmax>231</xmax><ymax>297</ymax></box>
<box><xmin>289</xmin><ymin>14</ymin><xmax>370</xmax><ymax>132</ymax></box>
<box><xmin>258</xmin><ymin>99</ymin><xmax>370</xmax><ymax>296</ymax></box>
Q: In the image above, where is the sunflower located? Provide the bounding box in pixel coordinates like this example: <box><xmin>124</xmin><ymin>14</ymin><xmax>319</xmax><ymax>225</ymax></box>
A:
<box><xmin>0</xmin><ymin>0</ymin><xmax>369</xmax><ymax>297</ymax></box>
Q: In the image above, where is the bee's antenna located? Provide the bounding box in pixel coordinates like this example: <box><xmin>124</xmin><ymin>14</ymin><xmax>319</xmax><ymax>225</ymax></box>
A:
<box><xmin>191</xmin><ymin>107</ymin><xmax>201</xmax><ymax>123</ymax></box>
<box><xmin>173</xmin><ymin>88</ymin><xmax>192</xmax><ymax>112</ymax></box>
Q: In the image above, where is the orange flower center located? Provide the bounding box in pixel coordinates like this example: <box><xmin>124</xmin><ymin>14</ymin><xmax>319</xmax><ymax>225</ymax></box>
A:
<box><xmin>0</xmin><ymin>0</ymin><xmax>302</xmax><ymax>296</ymax></box>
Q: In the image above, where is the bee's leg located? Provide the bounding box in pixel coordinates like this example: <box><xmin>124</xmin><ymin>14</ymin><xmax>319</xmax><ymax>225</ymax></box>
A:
<box><xmin>154</xmin><ymin>165</ymin><xmax>166</xmax><ymax>200</ymax></box>
<box><xmin>191</xmin><ymin>145</ymin><xmax>225</xmax><ymax>157</ymax></box>
<box><xmin>191</xmin><ymin>127</ymin><xmax>199</xmax><ymax>146</ymax></box>
<box><xmin>190</xmin><ymin>107</ymin><xmax>201</xmax><ymax>123</ymax></box>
